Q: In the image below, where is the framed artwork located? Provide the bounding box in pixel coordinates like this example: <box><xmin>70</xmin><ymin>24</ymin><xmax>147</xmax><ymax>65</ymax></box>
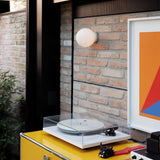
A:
<box><xmin>128</xmin><ymin>16</ymin><xmax>160</xmax><ymax>133</ymax></box>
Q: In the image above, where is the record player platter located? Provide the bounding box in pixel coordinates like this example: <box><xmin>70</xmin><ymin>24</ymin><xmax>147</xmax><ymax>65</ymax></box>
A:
<box><xmin>57</xmin><ymin>119</ymin><xmax>104</xmax><ymax>134</ymax></box>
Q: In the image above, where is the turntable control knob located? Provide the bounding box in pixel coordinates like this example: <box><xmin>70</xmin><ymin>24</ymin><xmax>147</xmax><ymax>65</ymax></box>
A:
<box><xmin>131</xmin><ymin>155</ymin><xmax>137</xmax><ymax>159</ymax></box>
<box><xmin>44</xmin><ymin>155</ymin><xmax>49</xmax><ymax>160</ymax></box>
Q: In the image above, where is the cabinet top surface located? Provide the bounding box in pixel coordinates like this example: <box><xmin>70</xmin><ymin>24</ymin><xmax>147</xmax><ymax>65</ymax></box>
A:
<box><xmin>22</xmin><ymin>130</ymin><xmax>141</xmax><ymax>160</ymax></box>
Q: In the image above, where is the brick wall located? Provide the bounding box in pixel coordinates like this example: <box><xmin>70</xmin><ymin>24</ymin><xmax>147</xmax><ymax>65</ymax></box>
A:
<box><xmin>10</xmin><ymin>0</ymin><xmax>26</xmax><ymax>12</ymax></box>
<box><xmin>73</xmin><ymin>11</ymin><xmax>160</xmax><ymax>141</ymax></box>
<box><xmin>60</xmin><ymin>2</ymin><xmax>160</xmax><ymax>141</ymax></box>
<box><xmin>73</xmin><ymin>14</ymin><xmax>128</xmax><ymax>128</ymax></box>
<box><xmin>60</xmin><ymin>2</ymin><xmax>72</xmax><ymax>114</ymax></box>
<box><xmin>0</xmin><ymin>11</ymin><xmax>26</xmax><ymax>94</ymax></box>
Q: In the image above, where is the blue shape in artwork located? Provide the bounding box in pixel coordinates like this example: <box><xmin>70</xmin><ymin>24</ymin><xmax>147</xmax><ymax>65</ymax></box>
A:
<box><xmin>142</xmin><ymin>100</ymin><xmax>160</xmax><ymax>117</ymax></box>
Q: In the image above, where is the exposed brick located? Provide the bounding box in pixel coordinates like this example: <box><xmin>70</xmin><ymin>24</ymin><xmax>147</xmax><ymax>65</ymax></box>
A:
<box><xmin>108</xmin><ymin>61</ymin><xmax>127</xmax><ymax>69</ymax></box>
<box><xmin>81</xmin><ymin>84</ymin><xmax>99</xmax><ymax>94</ymax></box>
<box><xmin>101</xmin><ymin>68</ymin><xmax>124</xmax><ymax>78</ymax></box>
<box><xmin>91</xmin><ymin>25</ymin><xmax>111</xmax><ymax>32</ymax></box>
<box><xmin>62</xmin><ymin>83</ymin><xmax>71</xmax><ymax>90</ymax></box>
<box><xmin>61</xmin><ymin>24</ymin><xmax>72</xmax><ymax>31</ymax></box>
<box><xmin>96</xmin><ymin>16</ymin><xmax>119</xmax><ymax>24</ymax></box>
<box><xmin>73</xmin><ymin>106</ymin><xmax>87</xmax><ymax>113</ymax></box>
<box><xmin>120</xmin><ymin>14</ymin><xmax>147</xmax><ymax>23</ymax></box>
<box><xmin>108</xmin><ymin>116</ymin><xmax>127</xmax><ymax>127</ymax></box>
<box><xmin>61</xmin><ymin>47</ymin><xmax>72</xmax><ymax>54</ymax></box>
<box><xmin>61</xmin><ymin>55</ymin><xmax>72</xmax><ymax>61</ymax></box>
<box><xmin>60</xmin><ymin>90</ymin><xmax>71</xmax><ymax>97</ymax></box>
<box><xmin>112</xmin><ymin>24</ymin><xmax>127</xmax><ymax>32</ymax></box>
<box><xmin>15</xmin><ymin>29</ymin><xmax>26</xmax><ymax>34</ymax></box>
<box><xmin>81</xmin><ymin>66</ymin><xmax>100</xmax><ymax>75</ymax></box>
<box><xmin>73</xmin><ymin>81</ymin><xmax>81</xmax><ymax>90</ymax></box>
<box><xmin>78</xmin><ymin>18</ymin><xmax>95</xmax><ymax>25</ymax></box>
<box><xmin>61</xmin><ymin>18</ymin><xmax>72</xmax><ymax>25</ymax></box>
<box><xmin>60</xmin><ymin>75</ymin><xmax>71</xmax><ymax>83</ymax></box>
<box><xmin>16</xmin><ymin>41</ymin><xmax>25</xmax><ymax>45</ymax></box>
<box><xmin>60</xmin><ymin>6</ymin><xmax>160</xmax><ymax>140</ymax></box>
<box><xmin>88</xmin><ymin>95</ymin><xmax>108</xmax><ymax>105</ymax></box>
<box><xmin>100</xmin><ymin>87</ymin><xmax>124</xmax><ymax>99</ymax></box>
<box><xmin>10</xmin><ymin>0</ymin><xmax>26</xmax><ymax>12</ymax></box>
<box><xmin>15</xmin><ymin>63</ymin><xmax>25</xmax><ymax>68</ymax></box>
<box><xmin>60</xmin><ymin>32</ymin><xmax>72</xmax><ymax>39</ymax></box>
<box><xmin>120</xmin><ymin>110</ymin><xmax>127</xmax><ymax>119</ymax></box>
<box><xmin>75</xmin><ymin>50</ymin><xmax>97</xmax><ymax>57</ymax></box>
<box><xmin>74</xmin><ymin>65</ymin><xmax>80</xmax><ymax>72</ymax></box>
<box><xmin>73</xmin><ymin>98</ymin><xmax>78</xmax><ymax>105</ymax></box>
<box><xmin>97</xmin><ymin>51</ymin><xmax>119</xmax><ymax>59</ymax></box>
<box><xmin>15</xmin><ymin>17</ymin><xmax>25</xmax><ymax>23</ymax></box>
<box><xmin>61</xmin><ymin>2</ymin><xmax>72</xmax><ymax>10</ymax></box>
<box><xmin>110</xmin><ymin>42</ymin><xmax>127</xmax><ymax>50</ymax></box>
<box><xmin>124</xmin><ymin>93</ymin><xmax>127</xmax><ymax>101</ymax></box>
<box><xmin>73</xmin><ymin>91</ymin><xmax>87</xmax><ymax>99</ymax></box>
<box><xmin>87</xmin><ymin>75</ymin><xmax>108</xmax><ymax>84</ymax></box>
<box><xmin>0</xmin><ymin>40</ymin><xmax>15</xmax><ymax>45</ymax></box>
<box><xmin>87</xmin><ymin>59</ymin><xmax>107</xmax><ymax>67</ymax></box>
<box><xmin>98</xmin><ymin>105</ymin><xmax>119</xmax><ymax>116</ymax></box>
<box><xmin>74</xmin><ymin>57</ymin><xmax>86</xmax><ymax>65</ymax></box>
<box><xmin>15</xmin><ymin>35</ymin><xmax>25</xmax><ymax>40</ymax></box>
<box><xmin>120</xmin><ymin>52</ymin><xmax>127</xmax><ymax>60</ymax></box>
<box><xmin>122</xmin><ymin>33</ymin><xmax>127</xmax><ymax>42</ymax></box>
<box><xmin>89</xmin><ymin>109</ymin><xmax>109</xmax><ymax>121</ymax></box>
<box><xmin>99</xmin><ymin>33</ymin><xmax>120</xmax><ymax>40</ymax></box>
<box><xmin>60</xmin><ymin>68</ymin><xmax>71</xmax><ymax>76</ymax></box>
<box><xmin>11</xmin><ymin>57</ymin><xmax>25</xmax><ymax>63</ymax></box>
<box><xmin>109</xmin><ymin>99</ymin><xmax>127</xmax><ymax>109</ymax></box>
<box><xmin>148</xmin><ymin>11</ymin><xmax>160</xmax><ymax>17</ymax></box>
<box><xmin>79</xmin><ymin>100</ymin><xmax>98</xmax><ymax>110</ymax></box>
<box><xmin>74</xmin><ymin>19</ymin><xmax>78</xmax><ymax>26</ymax></box>
<box><xmin>63</xmin><ymin>40</ymin><xmax>72</xmax><ymax>47</ymax></box>
<box><xmin>74</xmin><ymin>73</ymin><xmax>86</xmax><ymax>81</ymax></box>
<box><xmin>109</xmin><ymin>79</ymin><xmax>127</xmax><ymax>89</ymax></box>
<box><xmin>89</xmin><ymin>42</ymin><xmax>109</xmax><ymax>50</ymax></box>
<box><xmin>60</xmin><ymin>103</ymin><xmax>71</xmax><ymax>112</ymax></box>
<box><xmin>0</xmin><ymin>10</ymin><xmax>27</xmax><ymax>93</ymax></box>
<box><xmin>60</xmin><ymin>110</ymin><xmax>70</xmax><ymax>115</ymax></box>
<box><xmin>125</xmin><ymin>70</ymin><xmax>127</xmax><ymax>80</ymax></box>
<box><xmin>0</xmin><ymin>30</ymin><xmax>8</xmax><ymax>34</ymax></box>
<box><xmin>61</xmin><ymin>10</ymin><xmax>72</xmax><ymax>18</ymax></box>
<box><xmin>60</xmin><ymin>61</ymin><xmax>71</xmax><ymax>68</ymax></box>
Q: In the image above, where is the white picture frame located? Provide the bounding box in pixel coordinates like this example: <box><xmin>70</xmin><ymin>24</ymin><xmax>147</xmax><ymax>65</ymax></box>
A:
<box><xmin>128</xmin><ymin>16</ymin><xmax>160</xmax><ymax>133</ymax></box>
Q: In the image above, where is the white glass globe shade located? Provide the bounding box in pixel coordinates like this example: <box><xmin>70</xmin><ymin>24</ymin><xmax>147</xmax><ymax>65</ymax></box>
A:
<box><xmin>76</xmin><ymin>28</ymin><xmax>97</xmax><ymax>47</ymax></box>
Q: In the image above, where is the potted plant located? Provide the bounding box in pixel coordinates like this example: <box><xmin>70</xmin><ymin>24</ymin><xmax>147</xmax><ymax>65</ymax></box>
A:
<box><xmin>0</xmin><ymin>71</ymin><xmax>25</xmax><ymax>160</ymax></box>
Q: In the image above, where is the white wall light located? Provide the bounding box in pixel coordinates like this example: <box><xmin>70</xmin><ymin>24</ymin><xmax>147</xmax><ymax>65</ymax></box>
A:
<box><xmin>76</xmin><ymin>28</ymin><xmax>97</xmax><ymax>48</ymax></box>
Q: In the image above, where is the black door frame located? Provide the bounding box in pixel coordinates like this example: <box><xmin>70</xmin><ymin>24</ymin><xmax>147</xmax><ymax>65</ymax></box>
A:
<box><xmin>26</xmin><ymin>0</ymin><xmax>60</xmax><ymax>131</ymax></box>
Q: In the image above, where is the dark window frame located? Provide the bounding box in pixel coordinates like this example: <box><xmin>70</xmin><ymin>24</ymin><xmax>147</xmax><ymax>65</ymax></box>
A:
<box><xmin>74</xmin><ymin>0</ymin><xmax>160</xmax><ymax>18</ymax></box>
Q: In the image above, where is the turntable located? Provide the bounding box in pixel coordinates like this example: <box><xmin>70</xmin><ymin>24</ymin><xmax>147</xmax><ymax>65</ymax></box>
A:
<box><xmin>43</xmin><ymin>113</ymin><xmax>131</xmax><ymax>149</ymax></box>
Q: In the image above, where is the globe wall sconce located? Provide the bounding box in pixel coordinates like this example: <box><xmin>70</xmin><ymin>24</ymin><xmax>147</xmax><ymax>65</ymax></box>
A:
<box><xmin>76</xmin><ymin>28</ymin><xmax>97</xmax><ymax>48</ymax></box>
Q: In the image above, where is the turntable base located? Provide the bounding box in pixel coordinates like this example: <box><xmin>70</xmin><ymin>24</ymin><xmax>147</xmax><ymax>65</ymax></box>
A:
<box><xmin>43</xmin><ymin>125</ymin><xmax>130</xmax><ymax>149</ymax></box>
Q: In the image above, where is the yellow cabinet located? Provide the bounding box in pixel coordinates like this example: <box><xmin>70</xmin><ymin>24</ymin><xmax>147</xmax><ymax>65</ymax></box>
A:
<box><xmin>21</xmin><ymin>130</ymin><xmax>141</xmax><ymax>160</ymax></box>
<box><xmin>21</xmin><ymin>136</ymin><xmax>64</xmax><ymax>160</ymax></box>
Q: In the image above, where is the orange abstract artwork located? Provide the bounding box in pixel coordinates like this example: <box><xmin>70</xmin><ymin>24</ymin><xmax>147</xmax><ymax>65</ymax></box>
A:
<box><xmin>139</xmin><ymin>32</ymin><xmax>160</xmax><ymax>120</ymax></box>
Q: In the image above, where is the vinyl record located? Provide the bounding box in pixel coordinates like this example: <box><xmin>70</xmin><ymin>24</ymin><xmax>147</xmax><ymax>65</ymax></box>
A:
<box><xmin>57</xmin><ymin>119</ymin><xmax>104</xmax><ymax>134</ymax></box>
